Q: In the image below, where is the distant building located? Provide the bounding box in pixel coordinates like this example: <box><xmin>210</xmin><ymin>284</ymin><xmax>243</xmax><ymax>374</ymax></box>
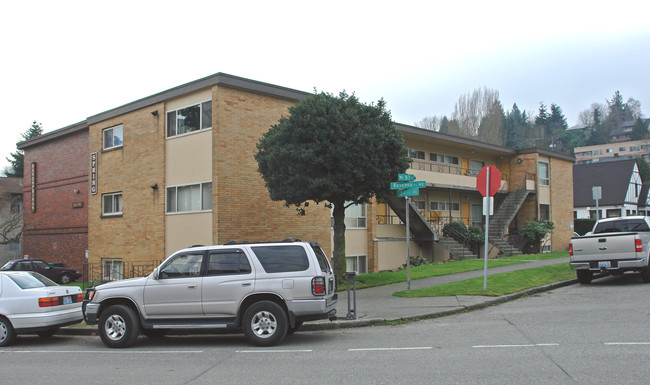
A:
<box><xmin>574</xmin><ymin>139</ymin><xmax>650</xmax><ymax>164</ymax></box>
<box><xmin>573</xmin><ymin>159</ymin><xmax>642</xmax><ymax>219</ymax></box>
<box><xmin>0</xmin><ymin>177</ymin><xmax>23</xmax><ymax>265</ymax></box>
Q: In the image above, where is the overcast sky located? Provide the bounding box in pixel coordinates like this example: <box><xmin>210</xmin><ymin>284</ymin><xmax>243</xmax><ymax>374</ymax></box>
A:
<box><xmin>2</xmin><ymin>0</ymin><xmax>650</xmax><ymax>172</ymax></box>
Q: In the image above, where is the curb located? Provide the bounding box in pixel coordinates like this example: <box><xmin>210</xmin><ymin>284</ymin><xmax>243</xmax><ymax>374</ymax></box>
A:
<box><xmin>60</xmin><ymin>278</ymin><xmax>581</xmax><ymax>336</ymax></box>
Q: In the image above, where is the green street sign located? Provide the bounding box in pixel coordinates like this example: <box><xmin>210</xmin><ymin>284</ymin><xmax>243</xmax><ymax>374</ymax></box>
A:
<box><xmin>398</xmin><ymin>173</ymin><xmax>415</xmax><ymax>182</ymax></box>
<box><xmin>398</xmin><ymin>188</ymin><xmax>420</xmax><ymax>197</ymax></box>
<box><xmin>391</xmin><ymin>181</ymin><xmax>425</xmax><ymax>190</ymax></box>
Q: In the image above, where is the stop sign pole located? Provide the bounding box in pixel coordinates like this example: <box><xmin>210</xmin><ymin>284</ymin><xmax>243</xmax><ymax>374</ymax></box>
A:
<box><xmin>476</xmin><ymin>165</ymin><xmax>502</xmax><ymax>292</ymax></box>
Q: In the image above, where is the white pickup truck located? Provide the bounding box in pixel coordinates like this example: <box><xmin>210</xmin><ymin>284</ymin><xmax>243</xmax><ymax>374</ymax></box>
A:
<box><xmin>570</xmin><ymin>216</ymin><xmax>650</xmax><ymax>284</ymax></box>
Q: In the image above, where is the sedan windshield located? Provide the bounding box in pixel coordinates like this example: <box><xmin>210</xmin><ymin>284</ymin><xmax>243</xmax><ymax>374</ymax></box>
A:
<box><xmin>7</xmin><ymin>272</ymin><xmax>58</xmax><ymax>289</ymax></box>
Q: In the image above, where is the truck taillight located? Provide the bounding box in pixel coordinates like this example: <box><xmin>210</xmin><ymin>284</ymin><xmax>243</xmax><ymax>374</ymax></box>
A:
<box><xmin>312</xmin><ymin>277</ymin><xmax>326</xmax><ymax>296</ymax></box>
<box><xmin>569</xmin><ymin>243</ymin><xmax>573</xmax><ymax>256</ymax></box>
<box><xmin>636</xmin><ymin>239</ymin><xmax>643</xmax><ymax>252</ymax></box>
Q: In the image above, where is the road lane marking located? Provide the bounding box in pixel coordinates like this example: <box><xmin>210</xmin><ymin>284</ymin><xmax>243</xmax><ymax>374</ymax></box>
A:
<box><xmin>236</xmin><ymin>349</ymin><xmax>313</xmax><ymax>353</ymax></box>
<box><xmin>472</xmin><ymin>343</ymin><xmax>559</xmax><ymax>348</ymax></box>
<box><xmin>2</xmin><ymin>350</ymin><xmax>203</xmax><ymax>354</ymax></box>
<box><xmin>604</xmin><ymin>342</ymin><xmax>650</xmax><ymax>346</ymax></box>
<box><xmin>348</xmin><ymin>347</ymin><xmax>433</xmax><ymax>352</ymax></box>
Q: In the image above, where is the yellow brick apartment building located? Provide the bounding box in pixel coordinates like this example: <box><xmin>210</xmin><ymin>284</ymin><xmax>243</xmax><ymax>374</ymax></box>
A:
<box><xmin>23</xmin><ymin>73</ymin><xmax>574</xmax><ymax>278</ymax></box>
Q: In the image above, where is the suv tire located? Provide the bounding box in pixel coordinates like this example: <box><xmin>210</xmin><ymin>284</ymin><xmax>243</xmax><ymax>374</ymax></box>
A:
<box><xmin>242</xmin><ymin>301</ymin><xmax>287</xmax><ymax>346</ymax></box>
<box><xmin>98</xmin><ymin>305</ymin><xmax>140</xmax><ymax>348</ymax></box>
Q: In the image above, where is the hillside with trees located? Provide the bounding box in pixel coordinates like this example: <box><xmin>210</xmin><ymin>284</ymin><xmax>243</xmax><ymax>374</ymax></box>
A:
<box><xmin>415</xmin><ymin>90</ymin><xmax>648</xmax><ymax>156</ymax></box>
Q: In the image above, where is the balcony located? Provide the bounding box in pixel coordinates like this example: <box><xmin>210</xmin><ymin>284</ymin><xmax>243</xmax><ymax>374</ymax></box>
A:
<box><xmin>408</xmin><ymin>160</ymin><xmax>508</xmax><ymax>192</ymax></box>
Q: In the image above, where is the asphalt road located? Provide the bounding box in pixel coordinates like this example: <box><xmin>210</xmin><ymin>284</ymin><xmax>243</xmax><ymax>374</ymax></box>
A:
<box><xmin>2</xmin><ymin>273</ymin><xmax>650</xmax><ymax>385</ymax></box>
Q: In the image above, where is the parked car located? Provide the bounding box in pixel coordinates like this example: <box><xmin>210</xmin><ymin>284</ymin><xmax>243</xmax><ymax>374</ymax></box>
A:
<box><xmin>1</xmin><ymin>259</ymin><xmax>81</xmax><ymax>284</ymax></box>
<box><xmin>83</xmin><ymin>240</ymin><xmax>338</xmax><ymax>348</ymax></box>
<box><xmin>0</xmin><ymin>271</ymin><xmax>84</xmax><ymax>346</ymax></box>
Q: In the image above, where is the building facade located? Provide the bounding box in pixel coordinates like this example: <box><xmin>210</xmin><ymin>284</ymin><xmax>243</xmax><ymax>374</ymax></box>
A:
<box><xmin>20</xmin><ymin>73</ymin><xmax>575</xmax><ymax>277</ymax></box>
<box><xmin>573</xmin><ymin>159</ymin><xmax>642</xmax><ymax>220</ymax></box>
<box><xmin>17</xmin><ymin>122</ymin><xmax>89</xmax><ymax>269</ymax></box>
<box><xmin>574</xmin><ymin>139</ymin><xmax>650</xmax><ymax>164</ymax></box>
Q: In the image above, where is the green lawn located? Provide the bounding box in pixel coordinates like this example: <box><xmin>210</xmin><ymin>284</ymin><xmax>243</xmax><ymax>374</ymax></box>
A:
<box><xmin>341</xmin><ymin>258</ymin><xmax>526</xmax><ymax>290</ymax></box>
<box><xmin>393</xmin><ymin>263</ymin><xmax>575</xmax><ymax>297</ymax></box>
<box><xmin>500</xmin><ymin>251</ymin><xmax>569</xmax><ymax>261</ymax></box>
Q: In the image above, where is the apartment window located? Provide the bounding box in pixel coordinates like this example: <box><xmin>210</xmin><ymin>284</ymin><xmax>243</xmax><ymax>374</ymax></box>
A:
<box><xmin>102</xmin><ymin>259</ymin><xmax>123</xmax><ymax>281</ymax></box>
<box><xmin>540</xmin><ymin>204</ymin><xmax>550</xmax><ymax>220</ymax></box>
<box><xmin>103</xmin><ymin>125</ymin><xmax>123</xmax><ymax>150</ymax></box>
<box><xmin>539</xmin><ymin>161</ymin><xmax>550</xmax><ymax>186</ymax></box>
<box><xmin>166</xmin><ymin>182</ymin><xmax>212</xmax><ymax>213</ymax></box>
<box><xmin>606</xmin><ymin>148</ymin><xmax>612</xmax><ymax>153</ymax></box>
<box><xmin>331</xmin><ymin>203</ymin><xmax>367</xmax><ymax>228</ymax></box>
<box><xmin>430</xmin><ymin>153</ymin><xmax>459</xmax><ymax>165</ymax></box>
<box><xmin>346</xmin><ymin>255</ymin><xmax>367</xmax><ymax>274</ymax></box>
<box><xmin>102</xmin><ymin>192</ymin><xmax>123</xmax><ymax>216</ymax></box>
<box><xmin>409</xmin><ymin>149</ymin><xmax>425</xmax><ymax>160</ymax></box>
<box><xmin>10</xmin><ymin>199</ymin><xmax>22</xmax><ymax>214</ymax></box>
<box><xmin>166</xmin><ymin>101</ymin><xmax>212</xmax><ymax>138</ymax></box>
<box><xmin>412</xmin><ymin>200</ymin><xmax>427</xmax><ymax>211</ymax></box>
<box><xmin>619</xmin><ymin>147</ymin><xmax>626</xmax><ymax>151</ymax></box>
<box><xmin>469</xmin><ymin>160</ymin><xmax>485</xmax><ymax>176</ymax></box>
<box><xmin>430</xmin><ymin>201</ymin><xmax>460</xmax><ymax>211</ymax></box>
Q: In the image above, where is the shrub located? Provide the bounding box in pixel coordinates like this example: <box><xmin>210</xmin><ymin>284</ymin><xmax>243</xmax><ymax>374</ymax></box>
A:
<box><xmin>520</xmin><ymin>220</ymin><xmax>555</xmax><ymax>254</ymax></box>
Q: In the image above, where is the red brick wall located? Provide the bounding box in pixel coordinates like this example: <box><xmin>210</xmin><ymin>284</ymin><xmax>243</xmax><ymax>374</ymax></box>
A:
<box><xmin>22</xmin><ymin>129</ymin><xmax>89</xmax><ymax>270</ymax></box>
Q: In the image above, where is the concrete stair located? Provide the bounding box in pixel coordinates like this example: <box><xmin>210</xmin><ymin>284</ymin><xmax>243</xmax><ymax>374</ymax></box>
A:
<box><xmin>439</xmin><ymin>236</ymin><xmax>479</xmax><ymax>260</ymax></box>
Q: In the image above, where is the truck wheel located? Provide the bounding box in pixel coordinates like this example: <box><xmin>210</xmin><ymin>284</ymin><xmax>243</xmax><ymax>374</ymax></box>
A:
<box><xmin>242</xmin><ymin>301</ymin><xmax>287</xmax><ymax>346</ymax></box>
<box><xmin>98</xmin><ymin>305</ymin><xmax>140</xmax><ymax>348</ymax></box>
<box><xmin>0</xmin><ymin>316</ymin><xmax>17</xmax><ymax>347</ymax></box>
<box><xmin>641</xmin><ymin>267</ymin><xmax>650</xmax><ymax>283</ymax></box>
<box><xmin>577</xmin><ymin>270</ymin><xmax>593</xmax><ymax>284</ymax></box>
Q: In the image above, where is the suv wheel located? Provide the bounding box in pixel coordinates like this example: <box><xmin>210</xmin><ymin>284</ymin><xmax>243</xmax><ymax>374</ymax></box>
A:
<box><xmin>242</xmin><ymin>301</ymin><xmax>287</xmax><ymax>346</ymax></box>
<box><xmin>98</xmin><ymin>305</ymin><xmax>140</xmax><ymax>348</ymax></box>
<box><xmin>0</xmin><ymin>316</ymin><xmax>16</xmax><ymax>347</ymax></box>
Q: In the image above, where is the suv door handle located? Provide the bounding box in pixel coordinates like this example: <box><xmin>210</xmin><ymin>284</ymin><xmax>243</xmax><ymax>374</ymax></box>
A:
<box><xmin>188</xmin><ymin>285</ymin><xmax>197</xmax><ymax>289</ymax></box>
<box><xmin>242</xmin><ymin>282</ymin><xmax>251</xmax><ymax>287</ymax></box>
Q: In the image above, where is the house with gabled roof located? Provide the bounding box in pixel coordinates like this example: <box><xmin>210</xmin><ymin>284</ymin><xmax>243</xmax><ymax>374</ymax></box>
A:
<box><xmin>573</xmin><ymin>159</ymin><xmax>642</xmax><ymax>219</ymax></box>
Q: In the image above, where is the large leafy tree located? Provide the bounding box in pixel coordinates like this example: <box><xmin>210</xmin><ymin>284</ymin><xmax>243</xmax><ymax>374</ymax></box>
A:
<box><xmin>6</xmin><ymin>121</ymin><xmax>43</xmax><ymax>177</ymax></box>
<box><xmin>255</xmin><ymin>91</ymin><xmax>410</xmax><ymax>278</ymax></box>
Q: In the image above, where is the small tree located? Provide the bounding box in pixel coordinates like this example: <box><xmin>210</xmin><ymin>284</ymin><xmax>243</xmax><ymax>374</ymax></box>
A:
<box><xmin>6</xmin><ymin>121</ymin><xmax>43</xmax><ymax>177</ymax></box>
<box><xmin>520</xmin><ymin>220</ymin><xmax>554</xmax><ymax>254</ymax></box>
<box><xmin>256</xmin><ymin>91</ymin><xmax>410</xmax><ymax>278</ymax></box>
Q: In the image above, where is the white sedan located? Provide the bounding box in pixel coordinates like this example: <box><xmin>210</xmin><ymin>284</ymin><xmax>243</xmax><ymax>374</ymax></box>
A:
<box><xmin>0</xmin><ymin>271</ymin><xmax>83</xmax><ymax>347</ymax></box>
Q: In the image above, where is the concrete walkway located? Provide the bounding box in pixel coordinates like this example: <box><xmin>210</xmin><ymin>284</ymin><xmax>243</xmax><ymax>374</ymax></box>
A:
<box><xmin>304</xmin><ymin>257</ymin><xmax>573</xmax><ymax>330</ymax></box>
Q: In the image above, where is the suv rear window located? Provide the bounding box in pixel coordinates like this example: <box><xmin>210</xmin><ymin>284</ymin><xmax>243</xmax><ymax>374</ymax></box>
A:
<box><xmin>251</xmin><ymin>245</ymin><xmax>310</xmax><ymax>273</ymax></box>
<box><xmin>311</xmin><ymin>245</ymin><xmax>332</xmax><ymax>273</ymax></box>
<box><xmin>594</xmin><ymin>219</ymin><xmax>650</xmax><ymax>234</ymax></box>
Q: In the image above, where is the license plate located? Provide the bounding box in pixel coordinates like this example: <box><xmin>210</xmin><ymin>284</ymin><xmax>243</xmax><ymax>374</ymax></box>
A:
<box><xmin>63</xmin><ymin>296</ymin><xmax>73</xmax><ymax>305</ymax></box>
<box><xmin>598</xmin><ymin>261</ymin><xmax>611</xmax><ymax>269</ymax></box>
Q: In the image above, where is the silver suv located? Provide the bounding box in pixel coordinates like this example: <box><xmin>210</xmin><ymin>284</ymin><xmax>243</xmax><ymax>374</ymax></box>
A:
<box><xmin>83</xmin><ymin>240</ymin><xmax>337</xmax><ymax>348</ymax></box>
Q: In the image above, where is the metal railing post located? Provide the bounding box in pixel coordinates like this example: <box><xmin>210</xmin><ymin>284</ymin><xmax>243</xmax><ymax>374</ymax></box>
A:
<box><xmin>346</xmin><ymin>272</ymin><xmax>357</xmax><ymax>320</ymax></box>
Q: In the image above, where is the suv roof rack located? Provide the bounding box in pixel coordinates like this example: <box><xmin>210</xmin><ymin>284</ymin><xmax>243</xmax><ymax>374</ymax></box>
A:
<box><xmin>188</xmin><ymin>244</ymin><xmax>205</xmax><ymax>248</ymax></box>
<box><xmin>223</xmin><ymin>238</ymin><xmax>304</xmax><ymax>246</ymax></box>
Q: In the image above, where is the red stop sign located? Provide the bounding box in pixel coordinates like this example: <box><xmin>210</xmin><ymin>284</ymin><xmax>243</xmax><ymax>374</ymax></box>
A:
<box><xmin>476</xmin><ymin>165</ymin><xmax>502</xmax><ymax>197</ymax></box>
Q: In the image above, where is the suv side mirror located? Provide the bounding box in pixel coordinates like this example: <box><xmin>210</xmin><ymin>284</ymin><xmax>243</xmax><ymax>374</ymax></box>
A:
<box><xmin>152</xmin><ymin>268</ymin><xmax>159</xmax><ymax>280</ymax></box>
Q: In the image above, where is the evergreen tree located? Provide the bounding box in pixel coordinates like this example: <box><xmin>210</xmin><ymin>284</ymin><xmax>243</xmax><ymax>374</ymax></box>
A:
<box><xmin>637</xmin><ymin>157</ymin><xmax>650</xmax><ymax>183</ymax></box>
<box><xmin>439</xmin><ymin>116</ymin><xmax>450</xmax><ymax>134</ymax></box>
<box><xmin>6</xmin><ymin>121</ymin><xmax>43</xmax><ymax>177</ymax></box>
<box><xmin>631</xmin><ymin>118</ymin><xmax>649</xmax><ymax>141</ymax></box>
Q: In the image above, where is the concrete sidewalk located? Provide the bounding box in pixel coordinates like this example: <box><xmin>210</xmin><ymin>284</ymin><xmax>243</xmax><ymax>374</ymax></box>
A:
<box><xmin>303</xmin><ymin>257</ymin><xmax>573</xmax><ymax>330</ymax></box>
<box><xmin>62</xmin><ymin>257</ymin><xmax>573</xmax><ymax>335</ymax></box>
